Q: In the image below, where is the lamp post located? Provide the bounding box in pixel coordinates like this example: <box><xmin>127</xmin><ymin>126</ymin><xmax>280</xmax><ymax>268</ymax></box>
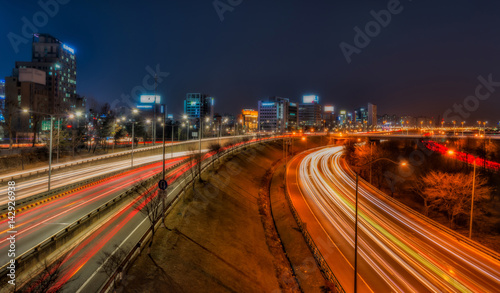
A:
<box><xmin>22</xmin><ymin>109</ymin><xmax>69</xmax><ymax>191</ymax></box>
<box><xmin>462</xmin><ymin>121</ymin><xmax>465</xmax><ymax>137</ymax></box>
<box><xmin>162</xmin><ymin>106</ymin><xmax>166</xmax><ymax>180</ymax></box>
<box><xmin>183</xmin><ymin>115</ymin><xmax>190</xmax><ymax>140</ymax></box>
<box><xmin>352</xmin><ymin>157</ymin><xmax>407</xmax><ymax>293</ymax></box>
<box><xmin>131</xmin><ymin>109</ymin><xmax>139</xmax><ymax>167</ymax></box>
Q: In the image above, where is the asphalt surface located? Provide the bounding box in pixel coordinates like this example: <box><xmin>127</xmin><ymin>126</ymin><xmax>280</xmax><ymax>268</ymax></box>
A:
<box><xmin>287</xmin><ymin>146</ymin><xmax>500</xmax><ymax>293</ymax></box>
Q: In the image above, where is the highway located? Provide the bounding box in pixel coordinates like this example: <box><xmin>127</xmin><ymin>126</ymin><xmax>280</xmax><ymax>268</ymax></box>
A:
<box><xmin>0</xmin><ymin>150</ymin><xmax>205</xmax><ymax>206</ymax></box>
<box><xmin>0</xmin><ymin>157</ymin><xmax>186</xmax><ymax>268</ymax></box>
<box><xmin>288</xmin><ymin>146</ymin><xmax>500</xmax><ymax>293</ymax></box>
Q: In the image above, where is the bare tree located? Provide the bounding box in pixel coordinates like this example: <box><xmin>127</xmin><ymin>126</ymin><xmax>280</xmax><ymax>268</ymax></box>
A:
<box><xmin>97</xmin><ymin>244</ymin><xmax>129</xmax><ymax>290</ymax></box>
<box><xmin>133</xmin><ymin>181</ymin><xmax>167</xmax><ymax>259</ymax></box>
<box><xmin>416</xmin><ymin>171</ymin><xmax>491</xmax><ymax>228</ymax></box>
<box><xmin>18</xmin><ymin>258</ymin><xmax>71</xmax><ymax>293</ymax></box>
<box><xmin>208</xmin><ymin>143</ymin><xmax>222</xmax><ymax>167</ymax></box>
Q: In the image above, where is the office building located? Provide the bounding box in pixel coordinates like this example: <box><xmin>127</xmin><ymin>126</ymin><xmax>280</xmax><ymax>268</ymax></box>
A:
<box><xmin>368</xmin><ymin>103</ymin><xmax>377</xmax><ymax>127</ymax></box>
<box><xmin>184</xmin><ymin>93</ymin><xmax>214</xmax><ymax>121</ymax></box>
<box><xmin>241</xmin><ymin>109</ymin><xmax>258</xmax><ymax>132</ymax></box>
<box><xmin>299</xmin><ymin>95</ymin><xmax>322</xmax><ymax>128</ymax></box>
<box><xmin>288</xmin><ymin>102</ymin><xmax>298</xmax><ymax>131</ymax></box>
<box><xmin>5</xmin><ymin>69</ymin><xmax>49</xmax><ymax>140</ymax></box>
<box><xmin>258</xmin><ymin>96</ymin><xmax>289</xmax><ymax>133</ymax></box>
<box><xmin>354</xmin><ymin>107</ymin><xmax>368</xmax><ymax>124</ymax></box>
<box><xmin>15</xmin><ymin>34</ymin><xmax>77</xmax><ymax>114</ymax></box>
<box><xmin>324</xmin><ymin>105</ymin><xmax>335</xmax><ymax>128</ymax></box>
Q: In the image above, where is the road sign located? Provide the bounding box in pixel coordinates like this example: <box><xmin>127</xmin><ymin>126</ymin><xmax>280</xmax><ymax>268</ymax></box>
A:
<box><xmin>158</xmin><ymin>179</ymin><xmax>168</xmax><ymax>190</ymax></box>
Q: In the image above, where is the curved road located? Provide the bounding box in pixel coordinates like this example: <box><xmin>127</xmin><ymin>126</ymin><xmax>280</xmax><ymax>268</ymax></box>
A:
<box><xmin>287</xmin><ymin>146</ymin><xmax>500</xmax><ymax>293</ymax></box>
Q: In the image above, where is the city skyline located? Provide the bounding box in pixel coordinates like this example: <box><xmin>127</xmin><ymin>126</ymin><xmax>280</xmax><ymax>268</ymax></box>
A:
<box><xmin>1</xmin><ymin>0</ymin><xmax>500</xmax><ymax>121</ymax></box>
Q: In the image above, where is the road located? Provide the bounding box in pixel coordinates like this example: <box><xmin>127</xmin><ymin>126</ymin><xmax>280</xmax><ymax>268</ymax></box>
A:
<box><xmin>287</xmin><ymin>146</ymin><xmax>500</xmax><ymax>293</ymax></box>
<box><xmin>0</xmin><ymin>150</ymin><xmax>205</xmax><ymax>206</ymax></box>
<box><xmin>0</xmin><ymin>157</ymin><xmax>186</xmax><ymax>268</ymax></box>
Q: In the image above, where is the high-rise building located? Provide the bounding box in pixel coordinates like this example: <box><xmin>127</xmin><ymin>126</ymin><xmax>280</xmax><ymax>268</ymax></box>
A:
<box><xmin>299</xmin><ymin>95</ymin><xmax>322</xmax><ymax>128</ymax></box>
<box><xmin>368</xmin><ymin>103</ymin><xmax>377</xmax><ymax>127</ymax></box>
<box><xmin>241</xmin><ymin>109</ymin><xmax>258</xmax><ymax>132</ymax></box>
<box><xmin>324</xmin><ymin>105</ymin><xmax>335</xmax><ymax>128</ymax></box>
<box><xmin>15</xmin><ymin>34</ymin><xmax>77</xmax><ymax>114</ymax></box>
<box><xmin>5</xmin><ymin>69</ymin><xmax>49</xmax><ymax>140</ymax></box>
<box><xmin>354</xmin><ymin>107</ymin><xmax>368</xmax><ymax>124</ymax></box>
<box><xmin>184</xmin><ymin>93</ymin><xmax>214</xmax><ymax>120</ymax></box>
<box><xmin>288</xmin><ymin>102</ymin><xmax>298</xmax><ymax>131</ymax></box>
<box><xmin>258</xmin><ymin>96</ymin><xmax>289</xmax><ymax>133</ymax></box>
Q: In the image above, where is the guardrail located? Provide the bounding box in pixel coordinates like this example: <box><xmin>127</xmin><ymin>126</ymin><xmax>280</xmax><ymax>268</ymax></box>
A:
<box><xmin>283</xmin><ymin>169</ymin><xmax>345</xmax><ymax>293</ymax></box>
<box><xmin>0</xmin><ymin>157</ymin><xmax>185</xmax><ymax>217</ymax></box>
<box><xmin>342</xmin><ymin>159</ymin><xmax>500</xmax><ymax>262</ymax></box>
<box><xmin>0</xmin><ymin>158</ymin><xmax>191</xmax><ymax>289</ymax></box>
<box><xmin>0</xmin><ymin>135</ymin><xmax>259</xmax><ymax>184</ymax></box>
<box><xmin>99</xmin><ymin>136</ymin><xmax>282</xmax><ymax>292</ymax></box>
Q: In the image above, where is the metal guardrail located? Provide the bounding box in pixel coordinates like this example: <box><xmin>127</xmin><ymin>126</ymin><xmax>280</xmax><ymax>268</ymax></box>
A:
<box><xmin>99</xmin><ymin>136</ymin><xmax>281</xmax><ymax>292</ymax></box>
<box><xmin>341</xmin><ymin>159</ymin><xmax>500</xmax><ymax>262</ymax></box>
<box><xmin>0</xmin><ymin>157</ymin><xmax>181</xmax><ymax>216</ymax></box>
<box><xmin>283</xmin><ymin>173</ymin><xmax>346</xmax><ymax>293</ymax></box>
<box><xmin>0</xmin><ymin>159</ymin><xmax>190</xmax><ymax>288</ymax></box>
<box><xmin>0</xmin><ymin>135</ymin><xmax>258</xmax><ymax>184</ymax></box>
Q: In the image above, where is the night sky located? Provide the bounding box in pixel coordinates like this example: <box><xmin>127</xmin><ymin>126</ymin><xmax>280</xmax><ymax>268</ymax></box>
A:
<box><xmin>2</xmin><ymin>0</ymin><xmax>500</xmax><ymax>122</ymax></box>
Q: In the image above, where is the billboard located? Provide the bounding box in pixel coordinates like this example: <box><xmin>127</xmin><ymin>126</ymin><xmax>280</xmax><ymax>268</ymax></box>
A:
<box><xmin>303</xmin><ymin>95</ymin><xmax>319</xmax><ymax>104</ymax></box>
<box><xmin>19</xmin><ymin>68</ymin><xmax>46</xmax><ymax>85</ymax></box>
<box><xmin>140</xmin><ymin>95</ymin><xmax>161</xmax><ymax>104</ymax></box>
<box><xmin>324</xmin><ymin>106</ymin><xmax>334</xmax><ymax>112</ymax></box>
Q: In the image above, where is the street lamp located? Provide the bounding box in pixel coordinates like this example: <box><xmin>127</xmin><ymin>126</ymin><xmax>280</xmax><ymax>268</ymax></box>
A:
<box><xmin>21</xmin><ymin>109</ymin><xmax>66</xmax><ymax>191</ymax></box>
<box><xmin>352</xmin><ymin>157</ymin><xmax>407</xmax><ymax>293</ymax></box>
<box><xmin>183</xmin><ymin>115</ymin><xmax>190</xmax><ymax>140</ymax></box>
<box><xmin>130</xmin><ymin>109</ymin><xmax>139</xmax><ymax>167</ymax></box>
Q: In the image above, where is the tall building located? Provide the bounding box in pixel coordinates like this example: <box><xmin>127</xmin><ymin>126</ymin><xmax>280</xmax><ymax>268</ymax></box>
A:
<box><xmin>184</xmin><ymin>93</ymin><xmax>214</xmax><ymax>121</ymax></box>
<box><xmin>258</xmin><ymin>96</ymin><xmax>289</xmax><ymax>133</ymax></box>
<box><xmin>5</xmin><ymin>69</ymin><xmax>49</xmax><ymax>140</ymax></box>
<box><xmin>324</xmin><ymin>105</ymin><xmax>335</xmax><ymax>128</ymax></box>
<box><xmin>299</xmin><ymin>95</ymin><xmax>322</xmax><ymax>128</ymax></box>
<box><xmin>354</xmin><ymin>107</ymin><xmax>368</xmax><ymax>124</ymax></box>
<box><xmin>241</xmin><ymin>109</ymin><xmax>258</xmax><ymax>132</ymax></box>
<box><xmin>15</xmin><ymin>33</ymin><xmax>77</xmax><ymax>114</ymax></box>
<box><xmin>368</xmin><ymin>103</ymin><xmax>377</xmax><ymax>127</ymax></box>
<box><xmin>288</xmin><ymin>102</ymin><xmax>298</xmax><ymax>131</ymax></box>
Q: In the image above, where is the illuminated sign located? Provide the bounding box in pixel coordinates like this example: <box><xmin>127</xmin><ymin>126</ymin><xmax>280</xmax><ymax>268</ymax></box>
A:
<box><xmin>340</xmin><ymin>110</ymin><xmax>346</xmax><ymax>115</ymax></box>
<box><xmin>324</xmin><ymin>106</ymin><xmax>334</xmax><ymax>112</ymax></box>
<box><xmin>137</xmin><ymin>104</ymin><xmax>154</xmax><ymax>109</ymax></box>
<box><xmin>290</xmin><ymin>103</ymin><xmax>296</xmax><ymax>107</ymax></box>
<box><xmin>140</xmin><ymin>95</ymin><xmax>161</xmax><ymax>104</ymax></box>
<box><xmin>167</xmin><ymin>114</ymin><xmax>173</xmax><ymax>119</ymax></box>
<box><xmin>63</xmin><ymin>44</ymin><xmax>75</xmax><ymax>54</ymax></box>
<box><xmin>261</xmin><ymin>102</ymin><xmax>275</xmax><ymax>107</ymax></box>
<box><xmin>303</xmin><ymin>95</ymin><xmax>319</xmax><ymax>104</ymax></box>
<box><xmin>190</xmin><ymin>101</ymin><xmax>197</xmax><ymax>106</ymax></box>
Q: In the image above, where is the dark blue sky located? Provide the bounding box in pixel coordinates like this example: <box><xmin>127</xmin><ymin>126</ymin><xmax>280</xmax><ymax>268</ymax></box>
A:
<box><xmin>2</xmin><ymin>0</ymin><xmax>500</xmax><ymax>122</ymax></box>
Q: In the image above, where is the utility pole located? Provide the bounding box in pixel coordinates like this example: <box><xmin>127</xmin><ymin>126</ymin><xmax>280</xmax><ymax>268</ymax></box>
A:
<box><xmin>162</xmin><ymin>105</ymin><xmax>166</xmax><ymax>180</ymax></box>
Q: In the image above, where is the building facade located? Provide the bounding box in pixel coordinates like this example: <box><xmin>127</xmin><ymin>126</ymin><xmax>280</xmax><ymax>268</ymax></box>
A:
<box><xmin>258</xmin><ymin>96</ymin><xmax>289</xmax><ymax>133</ymax></box>
<box><xmin>368</xmin><ymin>103</ymin><xmax>377</xmax><ymax>127</ymax></box>
<box><xmin>241</xmin><ymin>109</ymin><xmax>258</xmax><ymax>132</ymax></box>
<box><xmin>288</xmin><ymin>102</ymin><xmax>298</xmax><ymax>131</ymax></box>
<box><xmin>184</xmin><ymin>93</ymin><xmax>214</xmax><ymax>121</ymax></box>
<box><xmin>5</xmin><ymin>69</ymin><xmax>49</xmax><ymax>140</ymax></box>
<box><xmin>298</xmin><ymin>95</ymin><xmax>322</xmax><ymax>128</ymax></box>
<box><xmin>15</xmin><ymin>34</ymin><xmax>77</xmax><ymax>115</ymax></box>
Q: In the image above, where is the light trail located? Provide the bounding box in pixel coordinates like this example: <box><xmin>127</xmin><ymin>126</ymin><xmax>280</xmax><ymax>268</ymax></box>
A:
<box><xmin>293</xmin><ymin>146</ymin><xmax>500</xmax><ymax>292</ymax></box>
